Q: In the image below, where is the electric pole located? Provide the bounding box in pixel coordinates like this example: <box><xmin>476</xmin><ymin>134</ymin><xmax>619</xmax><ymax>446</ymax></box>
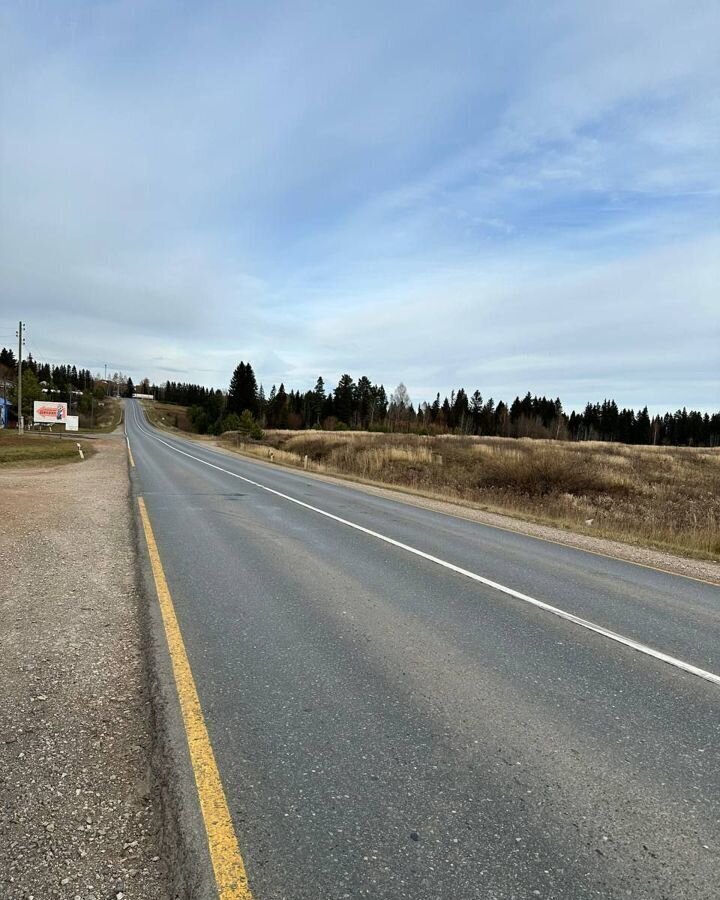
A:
<box><xmin>1</xmin><ymin>378</ymin><xmax>8</xmax><ymax>428</ymax></box>
<box><xmin>17</xmin><ymin>321</ymin><xmax>25</xmax><ymax>434</ymax></box>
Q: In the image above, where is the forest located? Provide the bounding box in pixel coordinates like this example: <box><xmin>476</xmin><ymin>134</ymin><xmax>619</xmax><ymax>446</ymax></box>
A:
<box><xmin>157</xmin><ymin>361</ymin><xmax>719</xmax><ymax>447</ymax></box>
<box><xmin>2</xmin><ymin>348</ymin><xmax>716</xmax><ymax>446</ymax></box>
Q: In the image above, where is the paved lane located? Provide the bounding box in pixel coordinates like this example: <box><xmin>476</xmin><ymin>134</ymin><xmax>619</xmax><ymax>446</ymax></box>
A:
<box><xmin>128</xmin><ymin>401</ymin><xmax>720</xmax><ymax>900</ymax></box>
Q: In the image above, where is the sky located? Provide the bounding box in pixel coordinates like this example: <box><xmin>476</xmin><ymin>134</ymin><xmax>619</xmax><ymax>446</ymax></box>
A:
<box><xmin>1</xmin><ymin>0</ymin><xmax>718</xmax><ymax>413</ymax></box>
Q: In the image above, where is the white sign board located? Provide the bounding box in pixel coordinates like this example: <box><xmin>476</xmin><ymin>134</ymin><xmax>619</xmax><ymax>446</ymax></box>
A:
<box><xmin>34</xmin><ymin>401</ymin><xmax>68</xmax><ymax>424</ymax></box>
<box><xmin>65</xmin><ymin>415</ymin><xmax>79</xmax><ymax>432</ymax></box>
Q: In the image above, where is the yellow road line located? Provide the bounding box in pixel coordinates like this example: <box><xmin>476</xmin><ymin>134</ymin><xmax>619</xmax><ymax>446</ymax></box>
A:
<box><xmin>138</xmin><ymin>497</ymin><xmax>253</xmax><ymax>899</ymax></box>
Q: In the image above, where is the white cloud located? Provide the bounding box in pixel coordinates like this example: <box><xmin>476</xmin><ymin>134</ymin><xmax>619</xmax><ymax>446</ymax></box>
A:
<box><xmin>0</xmin><ymin>1</ymin><xmax>718</xmax><ymax>412</ymax></box>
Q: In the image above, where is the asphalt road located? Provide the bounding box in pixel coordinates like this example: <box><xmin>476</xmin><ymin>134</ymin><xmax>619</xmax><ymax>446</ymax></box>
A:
<box><xmin>127</xmin><ymin>400</ymin><xmax>720</xmax><ymax>900</ymax></box>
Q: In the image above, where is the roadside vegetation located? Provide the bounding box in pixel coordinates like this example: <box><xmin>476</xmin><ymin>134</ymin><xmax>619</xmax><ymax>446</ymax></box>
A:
<box><xmin>141</xmin><ymin>401</ymin><xmax>194</xmax><ymax>432</ymax></box>
<box><xmin>0</xmin><ymin>430</ymin><xmax>89</xmax><ymax>466</ymax></box>
<box><xmin>79</xmin><ymin>397</ymin><xmax>122</xmax><ymax>432</ymax></box>
<box><xmin>219</xmin><ymin>430</ymin><xmax>720</xmax><ymax>560</ymax></box>
<box><xmin>141</xmin><ymin>399</ymin><xmax>263</xmax><ymax>438</ymax></box>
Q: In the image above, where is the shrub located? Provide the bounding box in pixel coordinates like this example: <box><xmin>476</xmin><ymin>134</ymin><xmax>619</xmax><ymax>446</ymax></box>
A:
<box><xmin>239</xmin><ymin>409</ymin><xmax>263</xmax><ymax>440</ymax></box>
<box><xmin>219</xmin><ymin>413</ymin><xmax>242</xmax><ymax>434</ymax></box>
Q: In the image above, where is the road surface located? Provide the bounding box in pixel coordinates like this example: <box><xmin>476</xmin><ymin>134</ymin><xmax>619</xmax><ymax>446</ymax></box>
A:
<box><xmin>126</xmin><ymin>400</ymin><xmax>719</xmax><ymax>900</ymax></box>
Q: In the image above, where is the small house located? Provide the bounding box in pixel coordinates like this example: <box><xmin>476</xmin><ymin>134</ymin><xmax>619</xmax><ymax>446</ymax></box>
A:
<box><xmin>0</xmin><ymin>397</ymin><xmax>11</xmax><ymax>428</ymax></box>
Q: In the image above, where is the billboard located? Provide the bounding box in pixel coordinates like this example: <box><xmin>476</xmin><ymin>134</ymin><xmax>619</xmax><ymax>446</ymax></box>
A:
<box><xmin>34</xmin><ymin>401</ymin><xmax>68</xmax><ymax>424</ymax></box>
<box><xmin>65</xmin><ymin>415</ymin><xmax>79</xmax><ymax>432</ymax></box>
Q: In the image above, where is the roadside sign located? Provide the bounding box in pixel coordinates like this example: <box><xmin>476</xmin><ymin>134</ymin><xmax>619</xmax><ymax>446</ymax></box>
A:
<box><xmin>34</xmin><ymin>401</ymin><xmax>67</xmax><ymax>424</ymax></box>
<box><xmin>65</xmin><ymin>415</ymin><xmax>79</xmax><ymax>432</ymax></box>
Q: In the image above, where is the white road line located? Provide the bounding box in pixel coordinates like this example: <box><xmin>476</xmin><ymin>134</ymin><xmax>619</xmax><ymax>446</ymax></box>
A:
<box><xmin>130</xmin><ymin>403</ymin><xmax>720</xmax><ymax>688</ymax></box>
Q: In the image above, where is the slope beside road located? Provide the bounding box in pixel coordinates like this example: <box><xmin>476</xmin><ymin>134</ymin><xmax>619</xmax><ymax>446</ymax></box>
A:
<box><xmin>127</xmin><ymin>399</ymin><xmax>720</xmax><ymax>900</ymax></box>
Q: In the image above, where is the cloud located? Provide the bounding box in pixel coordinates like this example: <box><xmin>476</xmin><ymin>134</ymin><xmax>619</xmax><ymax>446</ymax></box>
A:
<box><xmin>0</xmin><ymin>0</ymin><xmax>718</xmax><ymax>412</ymax></box>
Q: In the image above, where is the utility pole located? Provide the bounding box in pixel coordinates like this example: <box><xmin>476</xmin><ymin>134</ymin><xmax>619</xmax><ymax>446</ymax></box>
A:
<box><xmin>1</xmin><ymin>378</ymin><xmax>8</xmax><ymax>428</ymax></box>
<box><xmin>17</xmin><ymin>321</ymin><xmax>24</xmax><ymax>434</ymax></box>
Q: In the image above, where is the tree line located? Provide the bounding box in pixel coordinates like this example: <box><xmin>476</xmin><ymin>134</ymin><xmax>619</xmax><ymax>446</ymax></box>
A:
<box><xmin>0</xmin><ymin>349</ymin><xmax>97</xmax><ymax>392</ymax></box>
<box><xmin>151</xmin><ymin>361</ymin><xmax>720</xmax><ymax>447</ymax></box>
<box><xmin>0</xmin><ymin>350</ymin><xmax>126</xmax><ymax>423</ymax></box>
<box><xmin>4</xmin><ymin>348</ymin><xmax>715</xmax><ymax>446</ymax></box>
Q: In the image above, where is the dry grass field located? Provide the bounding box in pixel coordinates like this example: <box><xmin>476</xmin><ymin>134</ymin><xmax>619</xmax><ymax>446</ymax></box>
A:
<box><xmin>141</xmin><ymin>400</ymin><xmax>193</xmax><ymax>432</ymax></box>
<box><xmin>221</xmin><ymin>430</ymin><xmax>720</xmax><ymax>560</ymax></box>
<box><xmin>80</xmin><ymin>397</ymin><xmax>122</xmax><ymax>432</ymax></box>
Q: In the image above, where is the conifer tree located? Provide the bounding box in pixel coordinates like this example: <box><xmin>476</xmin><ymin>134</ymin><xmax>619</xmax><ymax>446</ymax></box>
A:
<box><xmin>334</xmin><ymin>374</ymin><xmax>355</xmax><ymax>424</ymax></box>
<box><xmin>312</xmin><ymin>377</ymin><xmax>326</xmax><ymax>425</ymax></box>
<box><xmin>228</xmin><ymin>361</ymin><xmax>258</xmax><ymax>416</ymax></box>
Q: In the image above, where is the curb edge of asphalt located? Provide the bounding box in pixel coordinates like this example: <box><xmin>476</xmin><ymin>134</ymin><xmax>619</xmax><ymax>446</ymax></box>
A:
<box><xmin>128</xmin><ymin>457</ymin><xmax>219</xmax><ymax>900</ymax></box>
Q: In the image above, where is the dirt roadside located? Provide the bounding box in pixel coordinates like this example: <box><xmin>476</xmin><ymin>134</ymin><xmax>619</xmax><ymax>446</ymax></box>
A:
<box><xmin>0</xmin><ymin>437</ymin><xmax>170</xmax><ymax>899</ymax></box>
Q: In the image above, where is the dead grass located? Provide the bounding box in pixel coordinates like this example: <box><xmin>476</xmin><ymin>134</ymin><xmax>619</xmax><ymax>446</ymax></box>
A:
<box><xmin>141</xmin><ymin>401</ymin><xmax>193</xmax><ymax>432</ymax></box>
<box><xmin>220</xmin><ymin>430</ymin><xmax>720</xmax><ymax>560</ymax></box>
<box><xmin>82</xmin><ymin>398</ymin><xmax>122</xmax><ymax>432</ymax></box>
<box><xmin>79</xmin><ymin>398</ymin><xmax>122</xmax><ymax>433</ymax></box>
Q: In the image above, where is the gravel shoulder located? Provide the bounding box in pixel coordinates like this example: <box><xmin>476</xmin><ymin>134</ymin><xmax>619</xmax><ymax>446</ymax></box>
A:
<box><xmin>211</xmin><ymin>439</ymin><xmax>720</xmax><ymax>586</ymax></box>
<box><xmin>0</xmin><ymin>436</ymin><xmax>170</xmax><ymax>899</ymax></box>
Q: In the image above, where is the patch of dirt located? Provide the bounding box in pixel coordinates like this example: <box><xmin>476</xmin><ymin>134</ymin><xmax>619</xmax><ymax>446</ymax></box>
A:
<box><xmin>0</xmin><ymin>437</ymin><xmax>170</xmax><ymax>899</ymax></box>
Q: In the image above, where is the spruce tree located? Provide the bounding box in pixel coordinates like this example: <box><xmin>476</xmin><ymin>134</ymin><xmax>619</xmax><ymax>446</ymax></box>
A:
<box><xmin>312</xmin><ymin>377</ymin><xmax>326</xmax><ymax>425</ymax></box>
<box><xmin>228</xmin><ymin>362</ymin><xmax>258</xmax><ymax>416</ymax></box>
<box><xmin>333</xmin><ymin>374</ymin><xmax>355</xmax><ymax>424</ymax></box>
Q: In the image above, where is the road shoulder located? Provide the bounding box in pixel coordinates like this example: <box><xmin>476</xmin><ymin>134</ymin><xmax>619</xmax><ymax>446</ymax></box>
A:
<box><xmin>0</xmin><ymin>437</ymin><xmax>170</xmax><ymax>899</ymax></box>
<box><xmin>209</xmin><ymin>439</ymin><xmax>720</xmax><ymax>585</ymax></box>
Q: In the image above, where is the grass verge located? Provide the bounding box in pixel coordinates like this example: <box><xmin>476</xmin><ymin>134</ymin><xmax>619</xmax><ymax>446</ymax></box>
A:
<box><xmin>0</xmin><ymin>431</ymin><xmax>92</xmax><ymax>466</ymax></box>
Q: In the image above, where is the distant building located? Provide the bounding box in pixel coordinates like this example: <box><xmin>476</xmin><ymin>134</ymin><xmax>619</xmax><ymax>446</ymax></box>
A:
<box><xmin>132</xmin><ymin>393</ymin><xmax>154</xmax><ymax>400</ymax></box>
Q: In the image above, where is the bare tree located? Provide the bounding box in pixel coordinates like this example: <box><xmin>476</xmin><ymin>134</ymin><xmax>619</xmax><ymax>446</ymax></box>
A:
<box><xmin>389</xmin><ymin>382</ymin><xmax>411</xmax><ymax>430</ymax></box>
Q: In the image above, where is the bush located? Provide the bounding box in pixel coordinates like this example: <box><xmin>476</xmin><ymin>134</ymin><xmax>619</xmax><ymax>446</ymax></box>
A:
<box><xmin>219</xmin><ymin>413</ymin><xmax>242</xmax><ymax>434</ymax></box>
<box><xmin>239</xmin><ymin>409</ymin><xmax>263</xmax><ymax>440</ymax></box>
<box><xmin>188</xmin><ymin>407</ymin><xmax>210</xmax><ymax>434</ymax></box>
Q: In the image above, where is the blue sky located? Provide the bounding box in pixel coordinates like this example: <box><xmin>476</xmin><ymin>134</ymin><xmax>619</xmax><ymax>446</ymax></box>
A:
<box><xmin>1</xmin><ymin>0</ymin><xmax>718</xmax><ymax>411</ymax></box>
